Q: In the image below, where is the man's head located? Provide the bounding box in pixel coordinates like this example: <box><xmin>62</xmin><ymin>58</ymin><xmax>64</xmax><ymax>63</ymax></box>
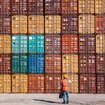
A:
<box><xmin>63</xmin><ymin>74</ymin><xmax>68</xmax><ymax>79</ymax></box>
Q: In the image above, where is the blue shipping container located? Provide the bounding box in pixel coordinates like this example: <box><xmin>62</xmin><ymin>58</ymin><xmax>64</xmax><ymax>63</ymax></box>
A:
<box><xmin>29</xmin><ymin>35</ymin><xmax>44</xmax><ymax>53</ymax></box>
<box><xmin>12</xmin><ymin>35</ymin><xmax>27</xmax><ymax>53</ymax></box>
<box><xmin>29</xmin><ymin>54</ymin><xmax>44</xmax><ymax>73</ymax></box>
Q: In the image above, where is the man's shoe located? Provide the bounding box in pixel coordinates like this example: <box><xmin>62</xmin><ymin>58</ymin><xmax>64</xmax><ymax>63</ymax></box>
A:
<box><xmin>67</xmin><ymin>101</ymin><xmax>69</xmax><ymax>104</ymax></box>
<box><xmin>62</xmin><ymin>102</ymin><xmax>66</xmax><ymax>104</ymax></box>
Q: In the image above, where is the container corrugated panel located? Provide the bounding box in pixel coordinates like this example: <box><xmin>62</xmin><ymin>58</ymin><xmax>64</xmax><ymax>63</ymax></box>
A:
<box><xmin>95</xmin><ymin>0</ymin><xmax>105</xmax><ymax>14</ymax></box>
<box><xmin>12</xmin><ymin>15</ymin><xmax>27</xmax><ymax>34</ymax></box>
<box><xmin>62</xmin><ymin>35</ymin><xmax>78</xmax><ymax>53</ymax></box>
<box><xmin>0</xmin><ymin>0</ymin><xmax>11</xmax><ymax>15</ymax></box>
<box><xmin>12</xmin><ymin>54</ymin><xmax>27</xmax><ymax>73</ymax></box>
<box><xmin>28</xmin><ymin>0</ymin><xmax>43</xmax><ymax>15</ymax></box>
<box><xmin>45</xmin><ymin>15</ymin><xmax>61</xmax><ymax>34</ymax></box>
<box><xmin>0</xmin><ymin>16</ymin><xmax>11</xmax><ymax>34</ymax></box>
<box><xmin>79</xmin><ymin>54</ymin><xmax>95</xmax><ymax>73</ymax></box>
<box><xmin>79</xmin><ymin>15</ymin><xmax>94</xmax><ymax>34</ymax></box>
<box><xmin>79</xmin><ymin>35</ymin><xmax>95</xmax><ymax>53</ymax></box>
<box><xmin>62</xmin><ymin>54</ymin><xmax>78</xmax><ymax>73</ymax></box>
<box><xmin>0</xmin><ymin>74</ymin><xmax>11</xmax><ymax>93</ymax></box>
<box><xmin>45</xmin><ymin>0</ymin><xmax>61</xmax><ymax>14</ymax></box>
<box><xmin>28</xmin><ymin>15</ymin><xmax>44</xmax><ymax>34</ymax></box>
<box><xmin>45</xmin><ymin>35</ymin><xmax>61</xmax><ymax>54</ymax></box>
<box><xmin>80</xmin><ymin>74</ymin><xmax>96</xmax><ymax>93</ymax></box>
<box><xmin>62</xmin><ymin>0</ymin><xmax>77</xmax><ymax>14</ymax></box>
<box><xmin>97</xmin><ymin>74</ymin><xmax>105</xmax><ymax>94</ymax></box>
<box><xmin>29</xmin><ymin>35</ymin><xmax>44</xmax><ymax>53</ymax></box>
<box><xmin>12</xmin><ymin>74</ymin><xmax>28</xmax><ymax>93</ymax></box>
<box><xmin>95</xmin><ymin>15</ymin><xmax>105</xmax><ymax>34</ymax></box>
<box><xmin>0</xmin><ymin>54</ymin><xmax>11</xmax><ymax>73</ymax></box>
<box><xmin>96</xmin><ymin>35</ymin><xmax>105</xmax><ymax>53</ymax></box>
<box><xmin>96</xmin><ymin>54</ymin><xmax>105</xmax><ymax>73</ymax></box>
<box><xmin>12</xmin><ymin>35</ymin><xmax>27</xmax><ymax>53</ymax></box>
<box><xmin>29</xmin><ymin>74</ymin><xmax>44</xmax><ymax>93</ymax></box>
<box><xmin>63</xmin><ymin>74</ymin><xmax>78</xmax><ymax>93</ymax></box>
<box><xmin>0</xmin><ymin>35</ymin><xmax>11</xmax><ymax>54</ymax></box>
<box><xmin>62</xmin><ymin>15</ymin><xmax>78</xmax><ymax>34</ymax></box>
<box><xmin>45</xmin><ymin>55</ymin><xmax>61</xmax><ymax>73</ymax></box>
<box><xmin>29</xmin><ymin>54</ymin><xmax>44</xmax><ymax>73</ymax></box>
<box><xmin>45</xmin><ymin>74</ymin><xmax>61</xmax><ymax>93</ymax></box>
<box><xmin>12</xmin><ymin>0</ymin><xmax>27</xmax><ymax>15</ymax></box>
<box><xmin>79</xmin><ymin>0</ymin><xmax>94</xmax><ymax>13</ymax></box>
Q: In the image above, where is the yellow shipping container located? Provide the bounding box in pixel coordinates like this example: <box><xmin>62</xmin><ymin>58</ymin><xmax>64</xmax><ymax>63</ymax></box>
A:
<box><xmin>62</xmin><ymin>54</ymin><xmax>78</xmax><ymax>73</ymax></box>
<box><xmin>79</xmin><ymin>0</ymin><xmax>94</xmax><ymax>13</ymax></box>
<box><xmin>79</xmin><ymin>15</ymin><xmax>94</xmax><ymax>34</ymax></box>
<box><xmin>95</xmin><ymin>0</ymin><xmax>105</xmax><ymax>14</ymax></box>
<box><xmin>45</xmin><ymin>15</ymin><xmax>61</xmax><ymax>34</ymax></box>
<box><xmin>63</xmin><ymin>74</ymin><xmax>78</xmax><ymax>93</ymax></box>
<box><xmin>12</xmin><ymin>74</ymin><xmax>28</xmax><ymax>93</ymax></box>
<box><xmin>96</xmin><ymin>35</ymin><xmax>105</xmax><ymax>53</ymax></box>
<box><xmin>0</xmin><ymin>35</ymin><xmax>11</xmax><ymax>54</ymax></box>
<box><xmin>0</xmin><ymin>74</ymin><xmax>11</xmax><ymax>93</ymax></box>
<box><xmin>12</xmin><ymin>15</ymin><xmax>27</xmax><ymax>34</ymax></box>
<box><xmin>28</xmin><ymin>15</ymin><xmax>44</xmax><ymax>34</ymax></box>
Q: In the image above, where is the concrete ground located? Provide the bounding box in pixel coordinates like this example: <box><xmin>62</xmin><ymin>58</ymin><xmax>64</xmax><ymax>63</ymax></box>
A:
<box><xmin>0</xmin><ymin>94</ymin><xmax>105</xmax><ymax>105</ymax></box>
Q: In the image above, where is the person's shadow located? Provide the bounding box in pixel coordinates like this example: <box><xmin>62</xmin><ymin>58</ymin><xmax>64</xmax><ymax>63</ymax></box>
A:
<box><xmin>33</xmin><ymin>99</ymin><xmax>62</xmax><ymax>104</ymax></box>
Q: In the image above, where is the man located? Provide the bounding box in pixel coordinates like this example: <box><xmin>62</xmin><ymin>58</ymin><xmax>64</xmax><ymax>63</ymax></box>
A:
<box><xmin>60</xmin><ymin>74</ymin><xmax>69</xmax><ymax>104</ymax></box>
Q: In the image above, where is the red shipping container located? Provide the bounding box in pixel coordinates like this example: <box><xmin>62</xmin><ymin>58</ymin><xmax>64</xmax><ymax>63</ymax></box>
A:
<box><xmin>0</xmin><ymin>54</ymin><xmax>11</xmax><ymax>73</ymax></box>
<box><xmin>80</xmin><ymin>74</ymin><xmax>96</xmax><ymax>93</ymax></box>
<box><xmin>29</xmin><ymin>74</ymin><xmax>44</xmax><ymax>93</ymax></box>
<box><xmin>79</xmin><ymin>35</ymin><xmax>95</xmax><ymax>53</ymax></box>
<box><xmin>79</xmin><ymin>54</ymin><xmax>95</xmax><ymax>73</ymax></box>
<box><xmin>95</xmin><ymin>15</ymin><xmax>105</xmax><ymax>34</ymax></box>
<box><xmin>62</xmin><ymin>0</ymin><xmax>77</xmax><ymax>14</ymax></box>
<box><xmin>62</xmin><ymin>15</ymin><xmax>78</xmax><ymax>34</ymax></box>
<box><xmin>0</xmin><ymin>0</ymin><xmax>11</xmax><ymax>15</ymax></box>
<box><xmin>45</xmin><ymin>35</ymin><xmax>61</xmax><ymax>54</ymax></box>
<box><xmin>45</xmin><ymin>55</ymin><xmax>61</xmax><ymax>73</ymax></box>
<box><xmin>96</xmin><ymin>54</ymin><xmax>105</xmax><ymax>73</ymax></box>
<box><xmin>97</xmin><ymin>74</ymin><xmax>105</xmax><ymax>94</ymax></box>
<box><xmin>45</xmin><ymin>74</ymin><xmax>61</xmax><ymax>93</ymax></box>
<box><xmin>28</xmin><ymin>0</ymin><xmax>43</xmax><ymax>15</ymax></box>
<box><xmin>0</xmin><ymin>16</ymin><xmax>11</xmax><ymax>34</ymax></box>
<box><xmin>45</xmin><ymin>0</ymin><xmax>61</xmax><ymax>14</ymax></box>
<box><xmin>62</xmin><ymin>35</ymin><xmax>78</xmax><ymax>53</ymax></box>
<box><xmin>12</xmin><ymin>0</ymin><xmax>27</xmax><ymax>15</ymax></box>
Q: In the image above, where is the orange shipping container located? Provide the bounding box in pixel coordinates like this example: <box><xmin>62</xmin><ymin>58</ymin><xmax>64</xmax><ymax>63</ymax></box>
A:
<box><xmin>45</xmin><ymin>15</ymin><xmax>61</xmax><ymax>34</ymax></box>
<box><xmin>0</xmin><ymin>35</ymin><xmax>11</xmax><ymax>54</ymax></box>
<box><xmin>12</xmin><ymin>74</ymin><xmax>28</xmax><ymax>93</ymax></box>
<box><xmin>28</xmin><ymin>15</ymin><xmax>44</xmax><ymax>34</ymax></box>
<box><xmin>62</xmin><ymin>54</ymin><xmax>78</xmax><ymax>73</ymax></box>
<box><xmin>29</xmin><ymin>74</ymin><xmax>44</xmax><ymax>93</ymax></box>
<box><xmin>12</xmin><ymin>15</ymin><xmax>27</xmax><ymax>34</ymax></box>
<box><xmin>0</xmin><ymin>74</ymin><xmax>11</xmax><ymax>93</ymax></box>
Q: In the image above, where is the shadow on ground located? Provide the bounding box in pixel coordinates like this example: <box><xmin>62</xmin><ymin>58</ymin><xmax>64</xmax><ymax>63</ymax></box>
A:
<box><xmin>33</xmin><ymin>99</ymin><xmax>62</xmax><ymax>104</ymax></box>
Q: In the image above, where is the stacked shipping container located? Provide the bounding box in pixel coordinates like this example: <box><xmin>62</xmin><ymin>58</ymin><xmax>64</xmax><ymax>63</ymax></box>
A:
<box><xmin>0</xmin><ymin>0</ymin><xmax>104</xmax><ymax>93</ymax></box>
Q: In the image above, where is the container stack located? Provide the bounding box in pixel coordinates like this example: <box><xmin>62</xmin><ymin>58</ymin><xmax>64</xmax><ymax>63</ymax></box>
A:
<box><xmin>0</xmin><ymin>0</ymin><xmax>105</xmax><ymax>94</ymax></box>
<box><xmin>78</xmin><ymin>0</ymin><xmax>96</xmax><ymax>93</ymax></box>
<box><xmin>62</xmin><ymin>0</ymin><xmax>78</xmax><ymax>93</ymax></box>
<box><xmin>95</xmin><ymin>0</ymin><xmax>105</xmax><ymax>94</ymax></box>
<box><xmin>45</xmin><ymin>0</ymin><xmax>61</xmax><ymax>93</ymax></box>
